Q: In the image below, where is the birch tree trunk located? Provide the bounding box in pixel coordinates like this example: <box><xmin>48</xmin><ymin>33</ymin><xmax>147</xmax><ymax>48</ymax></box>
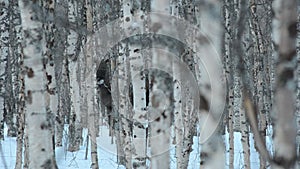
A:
<box><xmin>121</xmin><ymin>1</ymin><xmax>148</xmax><ymax>168</ymax></box>
<box><xmin>67</xmin><ymin>0</ymin><xmax>84</xmax><ymax>152</ymax></box>
<box><xmin>0</xmin><ymin>0</ymin><xmax>9</xmax><ymax>140</ymax></box>
<box><xmin>86</xmin><ymin>1</ymin><xmax>99</xmax><ymax>168</ymax></box>
<box><xmin>2</xmin><ymin>0</ymin><xmax>18</xmax><ymax>137</ymax></box>
<box><xmin>14</xmin><ymin>0</ymin><xmax>25</xmax><ymax>164</ymax></box>
<box><xmin>179</xmin><ymin>2</ymin><xmax>201</xmax><ymax>168</ymax></box>
<box><xmin>272</xmin><ymin>0</ymin><xmax>298</xmax><ymax>168</ymax></box>
<box><xmin>18</xmin><ymin>0</ymin><xmax>58</xmax><ymax>168</ymax></box>
<box><xmin>130</xmin><ymin>44</ymin><xmax>147</xmax><ymax>169</ymax></box>
<box><xmin>53</xmin><ymin>0</ymin><xmax>68</xmax><ymax>147</ymax></box>
<box><xmin>67</xmin><ymin>1</ymin><xmax>81</xmax><ymax>152</ymax></box>
<box><xmin>193</xmin><ymin>0</ymin><xmax>225</xmax><ymax>168</ymax></box>
<box><xmin>23</xmin><ymin>133</ymin><xmax>29</xmax><ymax>169</ymax></box>
<box><xmin>114</xmin><ymin>40</ymin><xmax>133</xmax><ymax>168</ymax></box>
<box><xmin>87</xmin><ymin>44</ymin><xmax>99</xmax><ymax>169</ymax></box>
<box><xmin>223</xmin><ymin>0</ymin><xmax>235</xmax><ymax>167</ymax></box>
<box><xmin>149</xmin><ymin>1</ymin><xmax>173</xmax><ymax>168</ymax></box>
<box><xmin>43</xmin><ymin>1</ymin><xmax>58</xmax><ymax>163</ymax></box>
<box><xmin>240</xmin><ymin>90</ymin><xmax>251</xmax><ymax>169</ymax></box>
<box><xmin>7</xmin><ymin>0</ymin><xmax>22</xmax><ymax>138</ymax></box>
<box><xmin>248</xmin><ymin>1</ymin><xmax>268</xmax><ymax>167</ymax></box>
<box><xmin>15</xmin><ymin>64</ymin><xmax>25</xmax><ymax>169</ymax></box>
<box><xmin>169</xmin><ymin>3</ymin><xmax>185</xmax><ymax>168</ymax></box>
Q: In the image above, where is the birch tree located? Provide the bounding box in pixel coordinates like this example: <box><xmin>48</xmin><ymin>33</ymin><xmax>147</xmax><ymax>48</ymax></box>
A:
<box><xmin>53</xmin><ymin>0</ymin><xmax>68</xmax><ymax>147</ymax></box>
<box><xmin>6</xmin><ymin>0</ymin><xmax>23</xmax><ymax>138</ymax></box>
<box><xmin>272</xmin><ymin>0</ymin><xmax>298</xmax><ymax>168</ymax></box>
<box><xmin>67</xmin><ymin>0</ymin><xmax>83</xmax><ymax>152</ymax></box>
<box><xmin>193</xmin><ymin>0</ymin><xmax>226</xmax><ymax>168</ymax></box>
<box><xmin>114</xmin><ymin>8</ymin><xmax>133</xmax><ymax>167</ymax></box>
<box><xmin>121</xmin><ymin>1</ymin><xmax>148</xmax><ymax>168</ymax></box>
<box><xmin>0</xmin><ymin>0</ymin><xmax>9</xmax><ymax>140</ymax></box>
<box><xmin>11</xmin><ymin>1</ymin><xmax>26</xmax><ymax>168</ymax></box>
<box><xmin>18</xmin><ymin>0</ymin><xmax>58</xmax><ymax>168</ymax></box>
<box><xmin>223</xmin><ymin>0</ymin><xmax>235</xmax><ymax>167</ymax></box>
<box><xmin>248</xmin><ymin>1</ymin><xmax>273</xmax><ymax>167</ymax></box>
<box><xmin>43</xmin><ymin>0</ymin><xmax>58</xmax><ymax>161</ymax></box>
<box><xmin>149</xmin><ymin>1</ymin><xmax>173</xmax><ymax>168</ymax></box>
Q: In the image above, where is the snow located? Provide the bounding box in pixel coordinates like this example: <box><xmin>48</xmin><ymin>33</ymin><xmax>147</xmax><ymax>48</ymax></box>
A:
<box><xmin>0</xmin><ymin>124</ymin><xmax>274</xmax><ymax>169</ymax></box>
<box><xmin>0</xmin><ymin>125</ymin><xmax>125</xmax><ymax>169</ymax></box>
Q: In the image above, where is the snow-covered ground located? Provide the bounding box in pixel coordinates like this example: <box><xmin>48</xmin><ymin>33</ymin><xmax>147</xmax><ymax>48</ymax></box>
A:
<box><xmin>0</xmin><ymin>124</ymin><xmax>273</xmax><ymax>169</ymax></box>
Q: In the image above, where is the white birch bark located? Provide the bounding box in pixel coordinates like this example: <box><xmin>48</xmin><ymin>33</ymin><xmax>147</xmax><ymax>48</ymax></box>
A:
<box><xmin>121</xmin><ymin>1</ymin><xmax>148</xmax><ymax>168</ymax></box>
<box><xmin>18</xmin><ymin>0</ymin><xmax>58</xmax><ymax>168</ymax></box>
<box><xmin>86</xmin><ymin>2</ymin><xmax>99</xmax><ymax>168</ymax></box>
<box><xmin>0</xmin><ymin>0</ymin><xmax>9</xmax><ymax>140</ymax></box>
<box><xmin>223</xmin><ymin>0</ymin><xmax>235</xmax><ymax>166</ymax></box>
<box><xmin>175</xmin><ymin>2</ymin><xmax>201</xmax><ymax>168</ymax></box>
<box><xmin>113</xmin><ymin>3</ymin><xmax>128</xmax><ymax>164</ymax></box>
<box><xmin>7</xmin><ymin>0</ymin><xmax>22</xmax><ymax>137</ymax></box>
<box><xmin>43</xmin><ymin>1</ymin><xmax>58</xmax><ymax>163</ymax></box>
<box><xmin>193</xmin><ymin>0</ymin><xmax>225</xmax><ymax>168</ymax></box>
<box><xmin>248</xmin><ymin>1</ymin><xmax>268</xmax><ymax>167</ymax></box>
<box><xmin>67</xmin><ymin>0</ymin><xmax>84</xmax><ymax>152</ymax></box>
<box><xmin>114</xmin><ymin>40</ymin><xmax>133</xmax><ymax>168</ymax></box>
<box><xmin>272</xmin><ymin>0</ymin><xmax>298</xmax><ymax>168</ymax></box>
<box><xmin>86</xmin><ymin>45</ymin><xmax>99</xmax><ymax>169</ymax></box>
<box><xmin>169</xmin><ymin>6</ymin><xmax>183</xmax><ymax>168</ymax></box>
<box><xmin>55</xmin><ymin>57</ymin><xmax>68</xmax><ymax>147</ymax></box>
<box><xmin>240</xmin><ymin>94</ymin><xmax>250</xmax><ymax>169</ymax></box>
<box><xmin>53</xmin><ymin>0</ymin><xmax>68</xmax><ymax>147</ymax></box>
<box><xmin>2</xmin><ymin>0</ymin><xmax>18</xmax><ymax>137</ymax></box>
<box><xmin>14</xmin><ymin>0</ymin><xmax>25</xmax><ymax>163</ymax></box>
<box><xmin>68</xmin><ymin>60</ymin><xmax>83</xmax><ymax>151</ymax></box>
<box><xmin>15</xmin><ymin>68</ymin><xmax>25</xmax><ymax>169</ymax></box>
<box><xmin>149</xmin><ymin>1</ymin><xmax>172</xmax><ymax>168</ymax></box>
<box><xmin>23</xmin><ymin>133</ymin><xmax>29</xmax><ymax>169</ymax></box>
<box><xmin>172</xmin><ymin>58</ymin><xmax>184</xmax><ymax>168</ymax></box>
<box><xmin>130</xmin><ymin>46</ymin><xmax>147</xmax><ymax>169</ymax></box>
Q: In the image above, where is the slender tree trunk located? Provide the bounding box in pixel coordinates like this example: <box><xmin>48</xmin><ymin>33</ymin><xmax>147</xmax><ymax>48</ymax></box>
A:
<box><xmin>53</xmin><ymin>0</ymin><xmax>68</xmax><ymax>147</ymax></box>
<box><xmin>86</xmin><ymin>2</ymin><xmax>99</xmax><ymax>168</ymax></box>
<box><xmin>240</xmin><ymin>95</ymin><xmax>251</xmax><ymax>169</ymax></box>
<box><xmin>194</xmin><ymin>0</ymin><xmax>225</xmax><ymax>168</ymax></box>
<box><xmin>173</xmin><ymin>63</ymin><xmax>184</xmax><ymax>169</ymax></box>
<box><xmin>1</xmin><ymin>0</ymin><xmax>18</xmax><ymax>137</ymax></box>
<box><xmin>248</xmin><ymin>1</ymin><xmax>268</xmax><ymax>167</ymax></box>
<box><xmin>15</xmin><ymin>28</ymin><xmax>25</xmax><ymax>168</ymax></box>
<box><xmin>0</xmin><ymin>0</ymin><xmax>9</xmax><ymax>140</ymax></box>
<box><xmin>168</xmin><ymin>2</ymin><xmax>185</xmax><ymax>169</ymax></box>
<box><xmin>149</xmin><ymin>1</ymin><xmax>173</xmax><ymax>168</ymax></box>
<box><xmin>87</xmin><ymin>48</ymin><xmax>99</xmax><ymax>169</ymax></box>
<box><xmin>115</xmin><ymin>39</ymin><xmax>133</xmax><ymax>168</ymax></box>
<box><xmin>9</xmin><ymin>1</ymin><xmax>24</xmax><ymax>165</ymax></box>
<box><xmin>23</xmin><ymin>133</ymin><xmax>29</xmax><ymax>169</ymax></box>
<box><xmin>7</xmin><ymin>0</ymin><xmax>22</xmax><ymax>137</ymax></box>
<box><xmin>66</xmin><ymin>0</ymin><xmax>82</xmax><ymax>152</ymax></box>
<box><xmin>272</xmin><ymin>0</ymin><xmax>298</xmax><ymax>168</ymax></box>
<box><xmin>130</xmin><ymin>44</ymin><xmax>147</xmax><ymax>169</ymax></box>
<box><xmin>223</xmin><ymin>0</ymin><xmax>235</xmax><ymax>167</ymax></box>
<box><xmin>121</xmin><ymin>1</ymin><xmax>148</xmax><ymax>168</ymax></box>
<box><xmin>15</xmin><ymin>70</ymin><xmax>25</xmax><ymax>169</ymax></box>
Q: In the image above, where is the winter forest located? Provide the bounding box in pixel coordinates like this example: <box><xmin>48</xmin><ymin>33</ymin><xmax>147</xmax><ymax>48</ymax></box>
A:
<box><xmin>0</xmin><ymin>0</ymin><xmax>299</xmax><ymax>169</ymax></box>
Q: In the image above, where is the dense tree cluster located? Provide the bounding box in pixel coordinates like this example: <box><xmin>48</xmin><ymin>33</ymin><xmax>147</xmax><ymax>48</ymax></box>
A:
<box><xmin>0</xmin><ymin>0</ymin><xmax>299</xmax><ymax>169</ymax></box>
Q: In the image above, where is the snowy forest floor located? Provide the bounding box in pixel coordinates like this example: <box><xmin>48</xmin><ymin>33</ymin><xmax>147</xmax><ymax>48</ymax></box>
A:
<box><xmin>0</xmin><ymin>124</ymin><xmax>274</xmax><ymax>169</ymax></box>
